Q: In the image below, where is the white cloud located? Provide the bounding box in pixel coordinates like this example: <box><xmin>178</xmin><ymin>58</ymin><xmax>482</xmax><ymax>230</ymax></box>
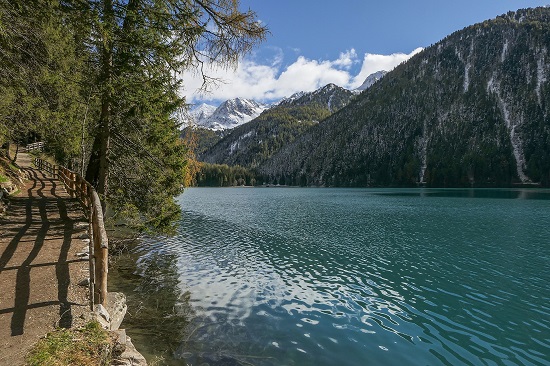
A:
<box><xmin>181</xmin><ymin>47</ymin><xmax>423</xmax><ymax>105</ymax></box>
<box><xmin>272</xmin><ymin>56</ymin><xmax>351</xmax><ymax>98</ymax></box>
<box><xmin>332</xmin><ymin>49</ymin><xmax>359</xmax><ymax>69</ymax></box>
<box><xmin>350</xmin><ymin>47</ymin><xmax>424</xmax><ymax>89</ymax></box>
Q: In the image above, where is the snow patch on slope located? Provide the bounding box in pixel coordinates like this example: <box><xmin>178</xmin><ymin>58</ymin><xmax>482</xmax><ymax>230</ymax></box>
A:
<box><xmin>355</xmin><ymin>71</ymin><xmax>387</xmax><ymax>92</ymax></box>
<box><xmin>487</xmin><ymin>76</ymin><xmax>531</xmax><ymax>183</ymax></box>
<box><xmin>463</xmin><ymin>41</ymin><xmax>474</xmax><ymax>92</ymax></box>
<box><xmin>536</xmin><ymin>52</ymin><xmax>547</xmax><ymax>106</ymax></box>
<box><xmin>229</xmin><ymin>130</ymin><xmax>255</xmax><ymax>155</ymax></box>
<box><xmin>501</xmin><ymin>39</ymin><xmax>509</xmax><ymax>62</ymax></box>
<box><xmin>463</xmin><ymin>63</ymin><xmax>471</xmax><ymax>92</ymax></box>
<box><xmin>327</xmin><ymin>94</ymin><xmax>335</xmax><ymax>112</ymax></box>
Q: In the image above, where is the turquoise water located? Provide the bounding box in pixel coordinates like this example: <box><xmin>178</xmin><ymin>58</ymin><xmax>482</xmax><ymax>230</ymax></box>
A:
<box><xmin>126</xmin><ymin>188</ymin><xmax>550</xmax><ymax>365</ymax></box>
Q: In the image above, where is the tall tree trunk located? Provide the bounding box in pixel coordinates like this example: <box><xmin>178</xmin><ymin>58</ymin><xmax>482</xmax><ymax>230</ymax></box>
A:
<box><xmin>85</xmin><ymin>0</ymin><xmax>114</xmax><ymax>214</ymax></box>
<box><xmin>14</xmin><ymin>144</ymin><xmax>19</xmax><ymax>163</ymax></box>
<box><xmin>97</xmin><ymin>95</ymin><xmax>111</xmax><ymax>200</ymax></box>
<box><xmin>85</xmin><ymin>134</ymin><xmax>101</xmax><ymax>186</ymax></box>
<box><xmin>7</xmin><ymin>142</ymin><xmax>12</xmax><ymax>162</ymax></box>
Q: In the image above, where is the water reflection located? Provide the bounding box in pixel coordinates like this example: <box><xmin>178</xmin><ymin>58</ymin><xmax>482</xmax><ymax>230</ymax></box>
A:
<box><xmin>110</xmin><ymin>249</ymin><xmax>193</xmax><ymax>365</ymax></box>
<box><xmin>111</xmin><ymin>241</ymin><xmax>256</xmax><ymax>366</ymax></box>
<box><xmin>375</xmin><ymin>188</ymin><xmax>550</xmax><ymax>200</ymax></box>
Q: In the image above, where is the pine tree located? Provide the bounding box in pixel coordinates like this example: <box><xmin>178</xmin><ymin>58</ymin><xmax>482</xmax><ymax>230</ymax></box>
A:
<box><xmin>59</xmin><ymin>0</ymin><xmax>267</xmax><ymax>231</ymax></box>
<box><xmin>0</xmin><ymin>0</ymin><xmax>89</xmax><ymax>161</ymax></box>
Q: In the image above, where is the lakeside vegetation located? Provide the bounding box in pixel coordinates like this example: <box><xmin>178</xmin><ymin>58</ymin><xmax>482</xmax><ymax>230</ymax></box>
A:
<box><xmin>26</xmin><ymin>322</ymin><xmax>113</xmax><ymax>366</ymax></box>
<box><xmin>194</xmin><ymin>162</ymin><xmax>258</xmax><ymax>187</ymax></box>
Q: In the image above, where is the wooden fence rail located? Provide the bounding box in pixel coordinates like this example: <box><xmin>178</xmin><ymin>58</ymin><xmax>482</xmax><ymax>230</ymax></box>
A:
<box><xmin>24</xmin><ymin>141</ymin><xmax>45</xmax><ymax>152</ymax></box>
<box><xmin>34</xmin><ymin>158</ymin><xmax>108</xmax><ymax>310</ymax></box>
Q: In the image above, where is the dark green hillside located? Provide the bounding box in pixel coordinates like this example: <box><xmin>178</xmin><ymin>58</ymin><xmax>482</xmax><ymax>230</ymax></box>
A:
<box><xmin>199</xmin><ymin>84</ymin><xmax>355</xmax><ymax>168</ymax></box>
<box><xmin>260</xmin><ymin>8</ymin><xmax>550</xmax><ymax>187</ymax></box>
<box><xmin>181</xmin><ymin>127</ymin><xmax>224</xmax><ymax>156</ymax></box>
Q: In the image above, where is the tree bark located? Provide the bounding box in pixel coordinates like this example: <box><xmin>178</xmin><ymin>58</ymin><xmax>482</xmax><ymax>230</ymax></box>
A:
<box><xmin>14</xmin><ymin>144</ymin><xmax>19</xmax><ymax>163</ymax></box>
<box><xmin>85</xmin><ymin>0</ymin><xmax>114</xmax><ymax>214</ymax></box>
<box><xmin>97</xmin><ymin>95</ymin><xmax>111</xmax><ymax>201</ymax></box>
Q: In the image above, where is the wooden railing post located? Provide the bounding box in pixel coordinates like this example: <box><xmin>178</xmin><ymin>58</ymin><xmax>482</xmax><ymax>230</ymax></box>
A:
<box><xmin>88</xmin><ymin>201</ymin><xmax>95</xmax><ymax>311</ymax></box>
<box><xmin>80</xmin><ymin>177</ymin><xmax>84</xmax><ymax>202</ymax></box>
<box><xmin>70</xmin><ymin>172</ymin><xmax>75</xmax><ymax>198</ymax></box>
<box><xmin>92</xmin><ymin>191</ymin><xmax>108</xmax><ymax>307</ymax></box>
<box><xmin>75</xmin><ymin>175</ymin><xmax>80</xmax><ymax>200</ymax></box>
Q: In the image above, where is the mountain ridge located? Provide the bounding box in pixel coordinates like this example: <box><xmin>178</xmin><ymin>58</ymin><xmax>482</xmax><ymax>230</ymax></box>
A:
<box><xmin>185</xmin><ymin>71</ymin><xmax>387</xmax><ymax>131</ymax></box>
<box><xmin>257</xmin><ymin>7</ymin><xmax>550</xmax><ymax>187</ymax></box>
<box><xmin>197</xmin><ymin>83</ymin><xmax>357</xmax><ymax>168</ymax></box>
<box><xmin>186</xmin><ymin>98</ymin><xmax>267</xmax><ymax>130</ymax></box>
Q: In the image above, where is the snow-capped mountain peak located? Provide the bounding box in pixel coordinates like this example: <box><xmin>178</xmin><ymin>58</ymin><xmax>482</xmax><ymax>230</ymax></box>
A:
<box><xmin>355</xmin><ymin>70</ymin><xmax>387</xmax><ymax>91</ymax></box>
<box><xmin>179</xmin><ymin>103</ymin><xmax>216</xmax><ymax>129</ymax></box>
<box><xmin>191</xmin><ymin>103</ymin><xmax>216</xmax><ymax>123</ymax></box>
<box><xmin>277</xmin><ymin>83</ymin><xmax>354</xmax><ymax>112</ymax></box>
<box><xmin>191</xmin><ymin>98</ymin><xmax>268</xmax><ymax>131</ymax></box>
<box><xmin>277</xmin><ymin>91</ymin><xmax>306</xmax><ymax>105</ymax></box>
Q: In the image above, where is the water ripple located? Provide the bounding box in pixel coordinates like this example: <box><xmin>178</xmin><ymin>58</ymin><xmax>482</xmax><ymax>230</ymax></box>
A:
<box><xmin>130</xmin><ymin>188</ymin><xmax>550</xmax><ymax>366</ymax></box>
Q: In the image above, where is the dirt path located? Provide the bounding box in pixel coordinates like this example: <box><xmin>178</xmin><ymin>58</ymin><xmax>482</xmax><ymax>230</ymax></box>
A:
<box><xmin>0</xmin><ymin>153</ymin><xmax>90</xmax><ymax>365</ymax></box>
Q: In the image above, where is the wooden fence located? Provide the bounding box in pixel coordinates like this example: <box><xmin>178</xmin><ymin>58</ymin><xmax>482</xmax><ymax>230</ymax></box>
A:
<box><xmin>24</xmin><ymin>141</ymin><xmax>45</xmax><ymax>152</ymax></box>
<box><xmin>34</xmin><ymin>158</ymin><xmax>109</xmax><ymax>310</ymax></box>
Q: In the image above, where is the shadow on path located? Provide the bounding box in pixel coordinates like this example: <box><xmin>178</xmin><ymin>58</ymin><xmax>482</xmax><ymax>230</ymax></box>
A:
<box><xmin>0</xmin><ymin>161</ymin><xmax>86</xmax><ymax>337</ymax></box>
<box><xmin>0</xmin><ymin>169</ymin><xmax>35</xmax><ymax>271</ymax></box>
<box><xmin>56</xmin><ymin>197</ymin><xmax>74</xmax><ymax>328</ymax></box>
<box><xmin>10</xmin><ymin>194</ymin><xmax>49</xmax><ymax>335</ymax></box>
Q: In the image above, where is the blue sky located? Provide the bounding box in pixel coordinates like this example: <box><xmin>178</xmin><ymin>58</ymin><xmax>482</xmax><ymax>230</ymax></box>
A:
<box><xmin>181</xmin><ymin>0</ymin><xmax>550</xmax><ymax>106</ymax></box>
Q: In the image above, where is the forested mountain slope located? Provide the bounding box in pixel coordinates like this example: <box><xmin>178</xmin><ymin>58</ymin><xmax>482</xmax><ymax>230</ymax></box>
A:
<box><xmin>199</xmin><ymin>84</ymin><xmax>355</xmax><ymax>168</ymax></box>
<box><xmin>260</xmin><ymin>8</ymin><xmax>550</xmax><ymax>187</ymax></box>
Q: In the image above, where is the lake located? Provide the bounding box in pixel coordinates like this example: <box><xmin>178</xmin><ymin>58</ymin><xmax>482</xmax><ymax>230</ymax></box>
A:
<box><xmin>111</xmin><ymin>188</ymin><xmax>550</xmax><ymax>365</ymax></box>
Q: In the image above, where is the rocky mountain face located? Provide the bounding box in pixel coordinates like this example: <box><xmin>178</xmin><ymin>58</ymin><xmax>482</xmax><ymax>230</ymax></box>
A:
<box><xmin>278</xmin><ymin>83</ymin><xmax>356</xmax><ymax>112</ymax></box>
<box><xmin>258</xmin><ymin>8</ymin><xmax>550</xmax><ymax>187</ymax></box>
<box><xmin>187</xmin><ymin>98</ymin><xmax>267</xmax><ymax>130</ymax></box>
<box><xmin>186</xmin><ymin>103</ymin><xmax>217</xmax><ymax>127</ymax></box>
<box><xmin>198</xmin><ymin>84</ymin><xmax>356</xmax><ymax>168</ymax></box>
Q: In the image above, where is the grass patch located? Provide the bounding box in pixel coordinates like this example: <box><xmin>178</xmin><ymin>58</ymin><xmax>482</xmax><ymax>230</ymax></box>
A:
<box><xmin>26</xmin><ymin>321</ymin><xmax>114</xmax><ymax>366</ymax></box>
<box><xmin>0</xmin><ymin>173</ymin><xmax>7</xmax><ymax>183</ymax></box>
